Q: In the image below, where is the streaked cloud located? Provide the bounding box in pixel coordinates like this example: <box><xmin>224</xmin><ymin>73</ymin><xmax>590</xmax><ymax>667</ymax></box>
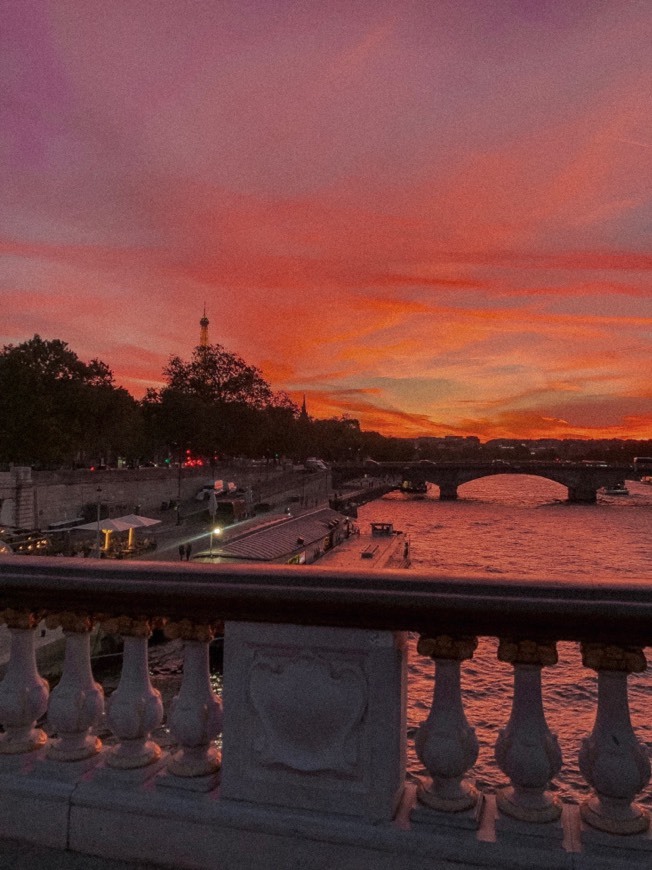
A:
<box><xmin>1</xmin><ymin>1</ymin><xmax>650</xmax><ymax>439</ymax></box>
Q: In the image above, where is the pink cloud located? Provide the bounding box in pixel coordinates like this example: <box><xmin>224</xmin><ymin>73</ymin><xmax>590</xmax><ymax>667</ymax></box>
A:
<box><xmin>1</xmin><ymin>2</ymin><xmax>651</xmax><ymax>439</ymax></box>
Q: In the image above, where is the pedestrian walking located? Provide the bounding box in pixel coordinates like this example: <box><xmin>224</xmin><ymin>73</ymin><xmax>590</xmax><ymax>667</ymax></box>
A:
<box><xmin>185</xmin><ymin>542</ymin><xmax>192</xmax><ymax>561</ymax></box>
<box><xmin>178</xmin><ymin>544</ymin><xmax>184</xmax><ymax>560</ymax></box>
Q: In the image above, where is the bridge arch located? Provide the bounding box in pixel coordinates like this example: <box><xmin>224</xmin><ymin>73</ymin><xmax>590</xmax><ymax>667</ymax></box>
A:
<box><xmin>417</xmin><ymin>468</ymin><xmax>606</xmax><ymax>504</ymax></box>
<box><xmin>436</xmin><ymin>472</ymin><xmax>568</xmax><ymax>503</ymax></box>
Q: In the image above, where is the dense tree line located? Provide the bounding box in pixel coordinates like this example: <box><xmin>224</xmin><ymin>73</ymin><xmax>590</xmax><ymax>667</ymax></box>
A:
<box><xmin>1</xmin><ymin>336</ymin><xmax>650</xmax><ymax>469</ymax></box>
<box><xmin>142</xmin><ymin>344</ymin><xmax>302</xmax><ymax>463</ymax></box>
<box><xmin>0</xmin><ymin>336</ymin><xmax>143</xmax><ymax>467</ymax></box>
<box><xmin>0</xmin><ymin>336</ymin><xmax>402</xmax><ymax>468</ymax></box>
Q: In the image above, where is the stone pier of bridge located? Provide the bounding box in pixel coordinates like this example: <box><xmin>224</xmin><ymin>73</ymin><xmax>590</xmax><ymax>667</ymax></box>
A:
<box><xmin>438</xmin><ymin>482</ymin><xmax>459</xmax><ymax>500</ymax></box>
<box><xmin>567</xmin><ymin>484</ymin><xmax>598</xmax><ymax>504</ymax></box>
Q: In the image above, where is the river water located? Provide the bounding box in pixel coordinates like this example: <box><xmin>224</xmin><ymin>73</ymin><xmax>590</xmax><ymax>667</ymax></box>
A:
<box><xmin>141</xmin><ymin>475</ymin><xmax>651</xmax><ymax>805</ymax></box>
<box><xmin>356</xmin><ymin>475</ymin><xmax>652</xmax><ymax>806</ymax></box>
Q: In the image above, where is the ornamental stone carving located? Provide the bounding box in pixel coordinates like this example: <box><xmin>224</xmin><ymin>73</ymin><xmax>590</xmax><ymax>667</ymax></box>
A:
<box><xmin>417</xmin><ymin>634</ymin><xmax>477</xmax><ymax>662</ymax></box>
<box><xmin>248</xmin><ymin>651</ymin><xmax>367</xmax><ymax>774</ymax></box>
<box><xmin>0</xmin><ymin>626</ymin><xmax>50</xmax><ymax>754</ymax></box>
<box><xmin>220</xmin><ymin>622</ymin><xmax>406</xmax><ymax>823</ymax></box>
<box><xmin>105</xmin><ymin>635</ymin><xmax>163</xmax><ymax>769</ymax></box>
<box><xmin>44</xmin><ymin>611</ymin><xmax>95</xmax><ymax>634</ymax></box>
<box><xmin>498</xmin><ymin>638</ymin><xmax>558</xmax><ymax>668</ymax></box>
<box><xmin>47</xmin><ymin>629</ymin><xmax>104</xmax><ymax>761</ymax></box>
<box><xmin>581</xmin><ymin>643</ymin><xmax>647</xmax><ymax>674</ymax></box>
<box><xmin>164</xmin><ymin>620</ymin><xmax>221</xmax><ymax>643</ymax></box>
<box><xmin>167</xmin><ymin>639</ymin><xmax>223</xmax><ymax>778</ymax></box>
<box><xmin>99</xmin><ymin>615</ymin><xmax>161</xmax><ymax>638</ymax></box>
<box><xmin>0</xmin><ymin>608</ymin><xmax>45</xmax><ymax>630</ymax></box>
<box><xmin>495</xmin><ymin>639</ymin><xmax>562</xmax><ymax>823</ymax></box>
<box><xmin>413</xmin><ymin>634</ymin><xmax>479</xmax><ymax>814</ymax></box>
<box><xmin>579</xmin><ymin>643</ymin><xmax>650</xmax><ymax>835</ymax></box>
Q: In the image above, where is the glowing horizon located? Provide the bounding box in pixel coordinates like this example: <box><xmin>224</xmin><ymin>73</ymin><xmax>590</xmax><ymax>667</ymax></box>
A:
<box><xmin>1</xmin><ymin>1</ymin><xmax>650</xmax><ymax>440</ymax></box>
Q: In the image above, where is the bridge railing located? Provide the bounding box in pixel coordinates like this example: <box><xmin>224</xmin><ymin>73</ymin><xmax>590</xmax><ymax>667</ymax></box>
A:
<box><xmin>0</xmin><ymin>556</ymin><xmax>650</xmax><ymax>869</ymax></box>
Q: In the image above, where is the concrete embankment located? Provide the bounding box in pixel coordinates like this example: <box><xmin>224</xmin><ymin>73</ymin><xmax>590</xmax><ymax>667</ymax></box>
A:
<box><xmin>0</xmin><ymin>465</ymin><xmax>330</xmax><ymax>530</ymax></box>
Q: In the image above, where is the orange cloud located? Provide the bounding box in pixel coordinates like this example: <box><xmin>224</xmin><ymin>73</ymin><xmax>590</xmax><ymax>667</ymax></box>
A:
<box><xmin>297</xmin><ymin>388</ymin><xmax>448</xmax><ymax>439</ymax></box>
<box><xmin>2</xmin><ymin>2</ymin><xmax>651</xmax><ymax>440</ymax></box>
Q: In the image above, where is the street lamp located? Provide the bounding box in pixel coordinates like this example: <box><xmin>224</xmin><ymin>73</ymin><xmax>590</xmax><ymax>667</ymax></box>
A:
<box><xmin>95</xmin><ymin>487</ymin><xmax>102</xmax><ymax>558</ymax></box>
<box><xmin>176</xmin><ymin>447</ymin><xmax>183</xmax><ymax>525</ymax></box>
<box><xmin>209</xmin><ymin>526</ymin><xmax>221</xmax><ymax>558</ymax></box>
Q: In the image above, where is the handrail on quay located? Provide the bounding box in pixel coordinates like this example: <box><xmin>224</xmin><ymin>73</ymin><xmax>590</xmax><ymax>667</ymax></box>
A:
<box><xmin>0</xmin><ymin>555</ymin><xmax>650</xmax><ymax>870</ymax></box>
<box><xmin>1</xmin><ymin>556</ymin><xmax>651</xmax><ymax>644</ymax></box>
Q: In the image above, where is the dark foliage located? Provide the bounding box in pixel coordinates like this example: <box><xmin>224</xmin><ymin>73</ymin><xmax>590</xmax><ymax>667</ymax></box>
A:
<box><xmin>2</xmin><ymin>336</ymin><xmax>651</xmax><ymax>468</ymax></box>
<box><xmin>0</xmin><ymin>336</ymin><xmax>143</xmax><ymax>467</ymax></box>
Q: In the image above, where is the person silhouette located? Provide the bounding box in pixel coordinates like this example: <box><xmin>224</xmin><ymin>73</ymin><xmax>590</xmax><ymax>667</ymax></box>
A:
<box><xmin>185</xmin><ymin>542</ymin><xmax>192</xmax><ymax>561</ymax></box>
<box><xmin>178</xmin><ymin>544</ymin><xmax>184</xmax><ymax>560</ymax></box>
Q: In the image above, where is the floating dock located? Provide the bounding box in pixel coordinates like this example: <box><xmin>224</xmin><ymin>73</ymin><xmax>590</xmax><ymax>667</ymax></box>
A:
<box><xmin>319</xmin><ymin>521</ymin><xmax>410</xmax><ymax>570</ymax></box>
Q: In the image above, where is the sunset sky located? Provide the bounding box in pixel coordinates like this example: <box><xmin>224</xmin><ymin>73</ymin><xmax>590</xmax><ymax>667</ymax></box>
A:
<box><xmin>1</xmin><ymin>1</ymin><xmax>651</xmax><ymax>440</ymax></box>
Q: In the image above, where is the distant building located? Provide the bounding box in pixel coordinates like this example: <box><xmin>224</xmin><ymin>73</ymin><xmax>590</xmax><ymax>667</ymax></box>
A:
<box><xmin>417</xmin><ymin>435</ymin><xmax>480</xmax><ymax>452</ymax></box>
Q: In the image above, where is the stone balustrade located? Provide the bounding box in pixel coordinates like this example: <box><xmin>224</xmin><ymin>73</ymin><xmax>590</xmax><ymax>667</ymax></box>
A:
<box><xmin>0</xmin><ymin>556</ymin><xmax>650</xmax><ymax>869</ymax></box>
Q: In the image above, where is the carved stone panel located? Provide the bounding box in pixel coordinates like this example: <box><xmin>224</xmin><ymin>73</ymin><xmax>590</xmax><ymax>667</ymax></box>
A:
<box><xmin>249</xmin><ymin>651</ymin><xmax>367</xmax><ymax>774</ymax></box>
<box><xmin>220</xmin><ymin>622</ymin><xmax>407</xmax><ymax>822</ymax></box>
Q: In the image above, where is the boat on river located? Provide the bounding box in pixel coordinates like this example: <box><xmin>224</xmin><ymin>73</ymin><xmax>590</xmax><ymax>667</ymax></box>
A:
<box><xmin>600</xmin><ymin>484</ymin><xmax>629</xmax><ymax>496</ymax></box>
<box><xmin>398</xmin><ymin>479</ymin><xmax>428</xmax><ymax>498</ymax></box>
<box><xmin>319</xmin><ymin>521</ymin><xmax>410</xmax><ymax>569</ymax></box>
<box><xmin>191</xmin><ymin>506</ymin><xmax>353</xmax><ymax>565</ymax></box>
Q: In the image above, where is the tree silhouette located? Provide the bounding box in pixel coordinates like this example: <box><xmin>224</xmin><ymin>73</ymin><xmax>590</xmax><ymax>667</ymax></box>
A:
<box><xmin>0</xmin><ymin>335</ymin><xmax>142</xmax><ymax>466</ymax></box>
<box><xmin>147</xmin><ymin>344</ymin><xmax>299</xmax><ymax>460</ymax></box>
<box><xmin>164</xmin><ymin>345</ymin><xmax>275</xmax><ymax>408</ymax></box>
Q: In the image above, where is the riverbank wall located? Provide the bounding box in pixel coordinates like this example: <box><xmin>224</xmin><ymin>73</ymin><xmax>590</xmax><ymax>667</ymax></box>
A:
<box><xmin>0</xmin><ymin>465</ymin><xmax>330</xmax><ymax>530</ymax></box>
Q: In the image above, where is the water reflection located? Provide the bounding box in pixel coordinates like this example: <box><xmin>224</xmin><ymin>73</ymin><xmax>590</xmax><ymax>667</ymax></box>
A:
<box><xmin>361</xmin><ymin>475</ymin><xmax>651</xmax><ymax>805</ymax></box>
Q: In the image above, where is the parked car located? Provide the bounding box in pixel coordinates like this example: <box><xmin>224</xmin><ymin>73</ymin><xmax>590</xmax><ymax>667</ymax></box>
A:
<box><xmin>304</xmin><ymin>458</ymin><xmax>329</xmax><ymax>472</ymax></box>
<box><xmin>195</xmin><ymin>481</ymin><xmax>225</xmax><ymax>501</ymax></box>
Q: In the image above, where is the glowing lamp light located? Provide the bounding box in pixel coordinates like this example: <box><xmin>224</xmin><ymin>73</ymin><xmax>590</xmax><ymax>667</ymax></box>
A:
<box><xmin>209</xmin><ymin>526</ymin><xmax>222</xmax><ymax>558</ymax></box>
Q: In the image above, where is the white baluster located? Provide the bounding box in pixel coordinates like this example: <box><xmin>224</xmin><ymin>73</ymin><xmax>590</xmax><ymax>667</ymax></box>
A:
<box><xmin>0</xmin><ymin>610</ymin><xmax>49</xmax><ymax>754</ymax></box>
<box><xmin>165</xmin><ymin>621</ymin><xmax>222</xmax><ymax>778</ymax></box>
<box><xmin>102</xmin><ymin>618</ymin><xmax>163</xmax><ymax>769</ymax></box>
<box><xmin>495</xmin><ymin>639</ymin><xmax>562</xmax><ymax>822</ymax></box>
<box><xmin>46</xmin><ymin>614</ymin><xmax>104</xmax><ymax>761</ymax></box>
<box><xmin>579</xmin><ymin>643</ymin><xmax>650</xmax><ymax>835</ymax></box>
<box><xmin>413</xmin><ymin>635</ymin><xmax>480</xmax><ymax>814</ymax></box>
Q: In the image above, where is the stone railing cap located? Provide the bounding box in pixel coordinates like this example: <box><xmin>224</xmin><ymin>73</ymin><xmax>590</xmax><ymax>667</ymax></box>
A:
<box><xmin>0</xmin><ymin>556</ymin><xmax>650</xmax><ymax>646</ymax></box>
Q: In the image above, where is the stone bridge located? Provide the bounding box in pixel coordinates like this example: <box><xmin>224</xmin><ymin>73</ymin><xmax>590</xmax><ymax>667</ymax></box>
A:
<box><xmin>0</xmin><ymin>557</ymin><xmax>650</xmax><ymax>868</ymax></box>
<box><xmin>333</xmin><ymin>461</ymin><xmax>646</xmax><ymax>503</ymax></box>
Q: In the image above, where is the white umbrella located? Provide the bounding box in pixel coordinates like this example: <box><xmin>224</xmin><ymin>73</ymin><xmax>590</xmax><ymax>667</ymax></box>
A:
<box><xmin>76</xmin><ymin>518</ymin><xmax>134</xmax><ymax>533</ymax></box>
<box><xmin>118</xmin><ymin>514</ymin><xmax>162</xmax><ymax>528</ymax></box>
<box><xmin>113</xmin><ymin>514</ymin><xmax>161</xmax><ymax>548</ymax></box>
<box><xmin>75</xmin><ymin>517</ymin><xmax>134</xmax><ymax>553</ymax></box>
<box><xmin>76</xmin><ymin>514</ymin><xmax>161</xmax><ymax>550</ymax></box>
